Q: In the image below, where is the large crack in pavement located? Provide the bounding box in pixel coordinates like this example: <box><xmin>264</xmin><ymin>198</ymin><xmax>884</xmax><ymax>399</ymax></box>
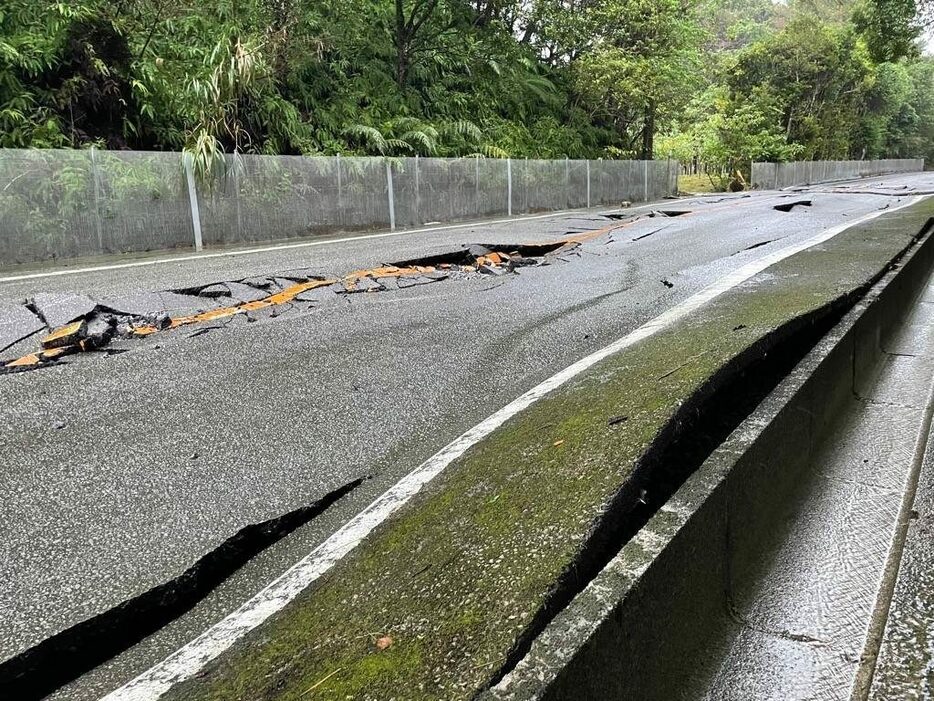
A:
<box><xmin>0</xmin><ymin>213</ymin><xmax>676</xmax><ymax>374</ymax></box>
<box><xmin>0</xmin><ymin>242</ymin><xmax>571</xmax><ymax>372</ymax></box>
<box><xmin>0</xmin><ymin>476</ymin><xmax>368</xmax><ymax>701</ymax></box>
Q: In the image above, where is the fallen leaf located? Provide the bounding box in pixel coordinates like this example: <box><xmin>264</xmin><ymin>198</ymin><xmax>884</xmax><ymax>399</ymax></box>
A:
<box><xmin>553</xmin><ymin>439</ymin><xmax>565</xmax><ymax>447</ymax></box>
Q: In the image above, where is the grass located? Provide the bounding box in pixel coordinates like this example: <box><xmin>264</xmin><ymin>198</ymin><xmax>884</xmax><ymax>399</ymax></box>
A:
<box><xmin>678</xmin><ymin>173</ymin><xmax>724</xmax><ymax>193</ymax></box>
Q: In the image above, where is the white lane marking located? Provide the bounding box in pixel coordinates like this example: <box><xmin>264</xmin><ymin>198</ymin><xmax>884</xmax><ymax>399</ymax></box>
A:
<box><xmin>103</xmin><ymin>197</ymin><xmax>926</xmax><ymax>701</ymax></box>
<box><xmin>0</xmin><ymin>207</ymin><xmax>640</xmax><ymax>284</ymax></box>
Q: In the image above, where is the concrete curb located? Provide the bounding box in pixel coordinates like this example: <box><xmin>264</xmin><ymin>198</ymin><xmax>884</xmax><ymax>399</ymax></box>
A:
<box><xmin>485</xmin><ymin>213</ymin><xmax>934</xmax><ymax>700</ymax></box>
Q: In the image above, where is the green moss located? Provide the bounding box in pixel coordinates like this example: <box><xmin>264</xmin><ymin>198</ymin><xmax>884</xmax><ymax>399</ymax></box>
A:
<box><xmin>166</xmin><ymin>201</ymin><xmax>934</xmax><ymax>701</ymax></box>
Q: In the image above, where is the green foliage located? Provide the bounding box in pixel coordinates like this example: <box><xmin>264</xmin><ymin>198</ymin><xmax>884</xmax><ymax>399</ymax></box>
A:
<box><xmin>0</xmin><ymin>0</ymin><xmax>930</xmax><ymax>172</ymax></box>
<box><xmin>660</xmin><ymin>1</ymin><xmax>932</xmax><ymax>177</ymax></box>
<box><xmin>0</xmin><ymin>0</ymin><xmax>635</xmax><ymax>159</ymax></box>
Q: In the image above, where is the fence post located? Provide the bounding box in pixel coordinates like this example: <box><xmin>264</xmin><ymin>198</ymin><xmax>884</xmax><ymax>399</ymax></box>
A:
<box><xmin>89</xmin><ymin>146</ymin><xmax>104</xmax><ymax>253</ymax></box>
<box><xmin>385</xmin><ymin>160</ymin><xmax>396</xmax><ymax>231</ymax></box>
<box><xmin>475</xmin><ymin>155</ymin><xmax>480</xmax><ymax>215</ymax></box>
<box><xmin>415</xmin><ymin>155</ymin><xmax>420</xmax><ymax>225</ymax></box>
<box><xmin>507</xmin><ymin>158</ymin><xmax>512</xmax><ymax>216</ymax></box>
<box><xmin>232</xmin><ymin>153</ymin><xmax>243</xmax><ymax>241</ymax></box>
<box><xmin>643</xmin><ymin>160</ymin><xmax>649</xmax><ymax>202</ymax></box>
<box><xmin>183</xmin><ymin>153</ymin><xmax>204</xmax><ymax>252</ymax></box>
<box><xmin>565</xmin><ymin>157</ymin><xmax>570</xmax><ymax>209</ymax></box>
<box><xmin>336</xmin><ymin>153</ymin><xmax>342</xmax><ymax>227</ymax></box>
<box><xmin>586</xmin><ymin>160</ymin><xmax>591</xmax><ymax>208</ymax></box>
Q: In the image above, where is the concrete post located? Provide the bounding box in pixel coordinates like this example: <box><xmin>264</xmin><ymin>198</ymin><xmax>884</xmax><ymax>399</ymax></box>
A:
<box><xmin>586</xmin><ymin>160</ymin><xmax>591</xmax><ymax>208</ymax></box>
<box><xmin>415</xmin><ymin>155</ymin><xmax>420</xmax><ymax>225</ymax></box>
<box><xmin>183</xmin><ymin>154</ymin><xmax>204</xmax><ymax>252</ymax></box>
<box><xmin>385</xmin><ymin>160</ymin><xmax>396</xmax><ymax>231</ymax></box>
<box><xmin>507</xmin><ymin>158</ymin><xmax>512</xmax><ymax>217</ymax></box>
<box><xmin>232</xmin><ymin>153</ymin><xmax>242</xmax><ymax>241</ymax></box>
<box><xmin>475</xmin><ymin>155</ymin><xmax>480</xmax><ymax>215</ymax></box>
<box><xmin>643</xmin><ymin>160</ymin><xmax>649</xmax><ymax>202</ymax></box>
<box><xmin>565</xmin><ymin>157</ymin><xmax>570</xmax><ymax>209</ymax></box>
<box><xmin>336</xmin><ymin>153</ymin><xmax>342</xmax><ymax>227</ymax></box>
<box><xmin>89</xmin><ymin>146</ymin><xmax>104</xmax><ymax>253</ymax></box>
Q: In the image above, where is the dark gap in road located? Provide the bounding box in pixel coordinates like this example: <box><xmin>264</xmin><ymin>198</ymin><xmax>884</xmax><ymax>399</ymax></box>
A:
<box><xmin>774</xmin><ymin>199</ymin><xmax>813</xmax><ymax>212</ymax></box>
<box><xmin>632</xmin><ymin>224</ymin><xmax>671</xmax><ymax>241</ymax></box>
<box><xmin>391</xmin><ymin>240</ymin><xmax>570</xmax><ymax>269</ymax></box>
<box><xmin>0</xmin><ymin>476</ymin><xmax>369</xmax><ymax>701</ymax></box>
<box><xmin>650</xmin><ymin>209</ymin><xmax>692</xmax><ymax>218</ymax></box>
<box><xmin>22</xmin><ymin>299</ymin><xmax>49</xmax><ymax>330</ymax></box>
<box><xmin>604</xmin><ymin>209</ymin><xmax>691</xmax><ymax>221</ymax></box>
<box><xmin>732</xmin><ymin>238</ymin><xmax>783</xmax><ymax>256</ymax></box>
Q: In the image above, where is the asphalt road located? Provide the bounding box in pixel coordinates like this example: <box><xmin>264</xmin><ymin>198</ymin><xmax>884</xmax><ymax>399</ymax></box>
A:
<box><xmin>2</xmin><ymin>172</ymin><xmax>933</xmax><ymax>699</ymax></box>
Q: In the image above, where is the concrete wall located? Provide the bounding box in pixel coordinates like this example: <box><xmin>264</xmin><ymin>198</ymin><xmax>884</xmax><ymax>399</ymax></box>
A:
<box><xmin>751</xmin><ymin>158</ymin><xmax>924</xmax><ymax>190</ymax></box>
<box><xmin>0</xmin><ymin>150</ymin><xmax>679</xmax><ymax>267</ymax></box>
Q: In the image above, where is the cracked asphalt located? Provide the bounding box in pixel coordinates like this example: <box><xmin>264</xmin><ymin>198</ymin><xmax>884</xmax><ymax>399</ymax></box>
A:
<box><xmin>2</xmin><ymin>171</ymin><xmax>933</xmax><ymax>699</ymax></box>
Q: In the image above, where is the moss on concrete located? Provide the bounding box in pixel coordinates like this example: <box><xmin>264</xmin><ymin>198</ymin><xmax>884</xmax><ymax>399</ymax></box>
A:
<box><xmin>165</xmin><ymin>200</ymin><xmax>934</xmax><ymax>701</ymax></box>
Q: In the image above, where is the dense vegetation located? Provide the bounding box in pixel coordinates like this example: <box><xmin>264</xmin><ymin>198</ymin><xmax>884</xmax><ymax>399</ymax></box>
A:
<box><xmin>0</xmin><ymin>0</ymin><xmax>931</xmax><ymax>175</ymax></box>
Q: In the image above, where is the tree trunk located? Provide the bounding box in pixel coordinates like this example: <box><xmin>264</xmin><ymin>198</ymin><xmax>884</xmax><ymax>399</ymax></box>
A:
<box><xmin>641</xmin><ymin>102</ymin><xmax>655</xmax><ymax>160</ymax></box>
<box><xmin>395</xmin><ymin>0</ymin><xmax>408</xmax><ymax>89</ymax></box>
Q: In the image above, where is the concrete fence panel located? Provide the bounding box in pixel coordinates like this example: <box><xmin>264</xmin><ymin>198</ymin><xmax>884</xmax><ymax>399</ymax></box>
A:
<box><xmin>751</xmin><ymin>158</ymin><xmax>924</xmax><ymax>190</ymax></box>
<box><xmin>0</xmin><ymin>150</ymin><xmax>682</xmax><ymax>267</ymax></box>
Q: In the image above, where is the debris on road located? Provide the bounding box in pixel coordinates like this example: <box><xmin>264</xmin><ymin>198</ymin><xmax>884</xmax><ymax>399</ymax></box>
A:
<box><xmin>0</xmin><ymin>240</ymin><xmax>571</xmax><ymax>373</ymax></box>
<box><xmin>0</xmin><ymin>209</ymin><xmax>682</xmax><ymax>374</ymax></box>
<box><xmin>41</xmin><ymin>320</ymin><xmax>86</xmax><ymax>349</ymax></box>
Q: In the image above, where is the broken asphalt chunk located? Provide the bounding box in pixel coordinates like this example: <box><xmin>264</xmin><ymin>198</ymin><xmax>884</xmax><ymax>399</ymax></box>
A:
<box><xmin>241</xmin><ymin>277</ymin><xmax>274</xmax><ymax>289</ymax></box>
<box><xmin>102</xmin><ymin>292</ymin><xmax>219</xmax><ymax>318</ymax></box>
<box><xmin>224</xmin><ymin>282</ymin><xmax>271</xmax><ymax>303</ymax></box>
<box><xmin>41</xmin><ymin>320</ymin><xmax>86</xmax><ymax>349</ymax></box>
<box><xmin>80</xmin><ymin>317</ymin><xmax>115</xmax><ymax>350</ymax></box>
<box><xmin>30</xmin><ymin>292</ymin><xmax>97</xmax><ymax>329</ymax></box>
<box><xmin>398</xmin><ymin>275</ymin><xmax>440</xmax><ymax>288</ymax></box>
<box><xmin>197</xmin><ymin>284</ymin><xmax>231</xmax><ymax>298</ymax></box>
<box><xmin>295</xmin><ymin>287</ymin><xmax>334</xmax><ymax>303</ymax></box>
<box><xmin>344</xmin><ymin>277</ymin><xmax>382</xmax><ymax>293</ymax></box>
<box><xmin>467</xmin><ymin>244</ymin><xmax>492</xmax><ymax>258</ymax></box>
<box><xmin>272</xmin><ymin>277</ymin><xmax>300</xmax><ymax>291</ymax></box>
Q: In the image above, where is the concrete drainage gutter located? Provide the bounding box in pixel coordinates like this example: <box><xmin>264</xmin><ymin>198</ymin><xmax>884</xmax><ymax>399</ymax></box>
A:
<box><xmin>485</xmin><ymin>216</ymin><xmax>934</xmax><ymax>700</ymax></box>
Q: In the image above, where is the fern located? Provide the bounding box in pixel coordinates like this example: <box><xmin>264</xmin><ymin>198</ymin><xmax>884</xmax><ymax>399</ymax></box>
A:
<box><xmin>343</xmin><ymin>124</ymin><xmax>388</xmax><ymax>154</ymax></box>
<box><xmin>481</xmin><ymin>144</ymin><xmax>510</xmax><ymax>158</ymax></box>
